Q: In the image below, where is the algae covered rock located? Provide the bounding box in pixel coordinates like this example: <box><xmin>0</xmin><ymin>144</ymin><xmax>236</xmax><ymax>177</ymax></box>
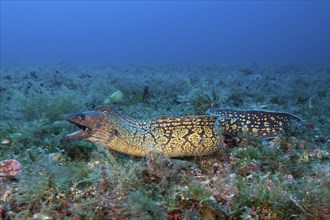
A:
<box><xmin>104</xmin><ymin>90</ymin><xmax>124</xmax><ymax>105</ymax></box>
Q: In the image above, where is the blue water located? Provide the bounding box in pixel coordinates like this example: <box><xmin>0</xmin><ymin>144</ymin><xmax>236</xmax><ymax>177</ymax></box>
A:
<box><xmin>1</xmin><ymin>1</ymin><xmax>329</xmax><ymax>65</ymax></box>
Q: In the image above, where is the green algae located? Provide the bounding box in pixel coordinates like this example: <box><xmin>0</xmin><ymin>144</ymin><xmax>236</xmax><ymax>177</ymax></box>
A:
<box><xmin>0</xmin><ymin>64</ymin><xmax>329</xmax><ymax>219</ymax></box>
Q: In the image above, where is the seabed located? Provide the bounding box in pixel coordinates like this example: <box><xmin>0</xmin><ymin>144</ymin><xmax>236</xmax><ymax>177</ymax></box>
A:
<box><xmin>0</xmin><ymin>63</ymin><xmax>329</xmax><ymax>219</ymax></box>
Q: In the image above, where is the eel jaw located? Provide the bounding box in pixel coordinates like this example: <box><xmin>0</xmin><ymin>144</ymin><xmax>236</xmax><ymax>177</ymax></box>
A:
<box><xmin>65</xmin><ymin>121</ymin><xmax>92</xmax><ymax>140</ymax></box>
<box><xmin>64</xmin><ymin>110</ymin><xmax>101</xmax><ymax>141</ymax></box>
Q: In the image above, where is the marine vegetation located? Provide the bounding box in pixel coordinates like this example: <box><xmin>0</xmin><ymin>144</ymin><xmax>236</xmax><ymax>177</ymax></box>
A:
<box><xmin>103</xmin><ymin>90</ymin><xmax>125</xmax><ymax>105</ymax></box>
<box><xmin>0</xmin><ymin>64</ymin><xmax>329</xmax><ymax>219</ymax></box>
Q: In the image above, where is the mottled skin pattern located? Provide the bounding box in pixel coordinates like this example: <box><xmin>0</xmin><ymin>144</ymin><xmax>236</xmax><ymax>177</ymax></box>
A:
<box><xmin>207</xmin><ymin>109</ymin><xmax>300</xmax><ymax>138</ymax></box>
<box><xmin>65</xmin><ymin>106</ymin><xmax>299</xmax><ymax>157</ymax></box>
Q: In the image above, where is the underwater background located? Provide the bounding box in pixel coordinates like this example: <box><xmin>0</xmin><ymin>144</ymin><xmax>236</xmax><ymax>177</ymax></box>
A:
<box><xmin>1</xmin><ymin>1</ymin><xmax>330</xmax><ymax>219</ymax></box>
<box><xmin>1</xmin><ymin>1</ymin><xmax>329</xmax><ymax>64</ymax></box>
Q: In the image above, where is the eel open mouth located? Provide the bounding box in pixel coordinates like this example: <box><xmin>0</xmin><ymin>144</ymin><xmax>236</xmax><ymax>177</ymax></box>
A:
<box><xmin>65</xmin><ymin>123</ymin><xmax>91</xmax><ymax>140</ymax></box>
<box><xmin>64</xmin><ymin>111</ymin><xmax>98</xmax><ymax>140</ymax></box>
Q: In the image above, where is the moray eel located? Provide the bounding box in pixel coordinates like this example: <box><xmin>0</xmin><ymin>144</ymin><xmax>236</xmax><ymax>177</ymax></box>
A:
<box><xmin>207</xmin><ymin>109</ymin><xmax>301</xmax><ymax>138</ymax></box>
<box><xmin>64</xmin><ymin>106</ymin><xmax>300</xmax><ymax>157</ymax></box>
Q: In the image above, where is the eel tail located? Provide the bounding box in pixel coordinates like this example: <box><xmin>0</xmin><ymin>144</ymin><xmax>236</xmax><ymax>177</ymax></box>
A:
<box><xmin>207</xmin><ymin>109</ymin><xmax>301</xmax><ymax>138</ymax></box>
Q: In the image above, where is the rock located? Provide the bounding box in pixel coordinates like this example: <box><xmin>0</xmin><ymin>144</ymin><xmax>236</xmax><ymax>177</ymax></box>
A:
<box><xmin>0</xmin><ymin>159</ymin><xmax>21</xmax><ymax>178</ymax></box>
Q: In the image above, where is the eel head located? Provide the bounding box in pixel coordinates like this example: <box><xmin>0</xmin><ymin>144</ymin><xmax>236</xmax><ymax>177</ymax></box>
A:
<box><xmin>64</xmin><ymin>110</ymin><xmax>104</xmax><ymax>141</ymax></box>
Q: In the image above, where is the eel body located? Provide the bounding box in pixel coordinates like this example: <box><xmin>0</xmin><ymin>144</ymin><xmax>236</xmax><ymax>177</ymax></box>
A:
<box><xmin>64</xmin><ymin>106</ymin><xmax>299</xmax><ymax>157</ymax></box>
<box><xmin>207</xmin><ymin>109</ymin><xmax>300</xmax><ymax>138</ymax></box>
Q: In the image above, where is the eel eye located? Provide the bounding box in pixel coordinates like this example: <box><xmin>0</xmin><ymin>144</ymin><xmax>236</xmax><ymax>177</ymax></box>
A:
<box><xmin>77</xmin><ymin>116</ymin><xmax>83</xmax><ymax>121</ymax></box>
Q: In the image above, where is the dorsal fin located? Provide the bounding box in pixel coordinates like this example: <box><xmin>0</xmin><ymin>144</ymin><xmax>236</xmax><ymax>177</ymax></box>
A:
<box><xmin>207</xmin><ymin>108</ymin><xmax>301</xmax><ymax>121</ymax></box>
<box><xmin>95</xmin><ymin>105</ymin><xmax>130</xmax><ymax>123</ymax></box>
